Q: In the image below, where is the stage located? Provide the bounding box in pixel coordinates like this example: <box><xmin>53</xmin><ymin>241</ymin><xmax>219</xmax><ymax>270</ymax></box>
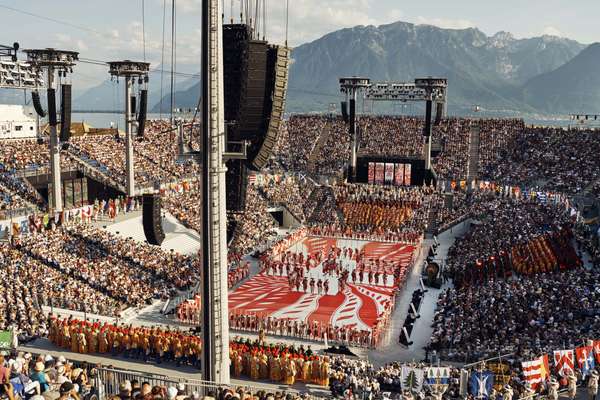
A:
<box><xmin>228</xmin><ymin>236</ymin><xmax>418</xmax><ymax>333</ymax></box>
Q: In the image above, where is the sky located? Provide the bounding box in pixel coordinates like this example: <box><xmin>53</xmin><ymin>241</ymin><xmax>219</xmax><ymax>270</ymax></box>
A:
<box><xmin>1</xmin><ymin>0</ymin><xmax>599</xmax><ymax>89</ymax></box>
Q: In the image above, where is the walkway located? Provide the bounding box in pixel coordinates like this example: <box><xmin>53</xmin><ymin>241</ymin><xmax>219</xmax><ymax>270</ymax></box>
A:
<box><xmin>95</xmin><ymin>210</ymin><xmax>201</xmax><ymax>256</ymax></box>
<box><xmin>367</xmin><ymin>219</ymin><xmax>470</xmax><ymax>367</ymax></box>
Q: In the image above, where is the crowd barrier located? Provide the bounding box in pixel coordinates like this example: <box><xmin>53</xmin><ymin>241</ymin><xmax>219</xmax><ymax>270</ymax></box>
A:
<box><xmin>93</xmin><ymin>367</ymin><xmax>327</xmax><ymax>400</ymax></box>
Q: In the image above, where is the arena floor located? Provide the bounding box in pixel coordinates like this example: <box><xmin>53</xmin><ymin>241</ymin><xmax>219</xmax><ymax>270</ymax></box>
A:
<box><xmin>229</xmin><ymin>237</ymin><xmax>417</xmax><ymax>332</ymax></box>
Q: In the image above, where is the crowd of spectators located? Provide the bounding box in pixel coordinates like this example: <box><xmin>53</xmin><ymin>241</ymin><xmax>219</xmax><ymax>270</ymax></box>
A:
<box><xmin>229</xmin><ymin>185</ymin><xmax>278</xmax><ymax>255</ymax></box>
<box><xmin>161</xmin><ymin>182</ymin><xmax>202</xmax><ymax>233</ymax></box>
<box><xmin>0</xmin><ymin>139</ymin><xmax>78</xmax><ymax>174</ymax></box>
<box><xmin>70</xmin><ymin>121</ymin><xmax>199</xmax><ymax>189</ymax></box>
<box><xmin>1</xmin><ymin>222</ymin><xmax>200</xmax><ymax>326</ymax></box>
<box><xmin>430</xmin><ymin>267</ymin><xmax>600</xmax><ymax>363</ymax></box>
<box><xmin>445</xmin><ymin>198</ymin><xmax>575</xmax><ymax>285</ymax></box>
<box><xmin>476</xmin><ymin>119</ymin><xmax>524</xmax><ymax>177</ymax></box>
<box><xmin>271</xmin><ymin>115</ymin><xmax>525</xmax><ymax>181</ymax></box>
<box><xmin>0</xmin><ymin>347</ymin><xmax>325</xmax><ymax>400</ymax></box>
<box><xmin>480</xmin><ymin>126</ymin><xmax>600</xmax><ymax>194</ymax></box>
<box><xmin>258</xmin><ymin>177</ymin><xmax>315</xmax><ymax>223</ymax></box>
<box><xmin>268</xmin><ymin>116</ymin><xmax>327</xmax><ymax>172</ymax></box>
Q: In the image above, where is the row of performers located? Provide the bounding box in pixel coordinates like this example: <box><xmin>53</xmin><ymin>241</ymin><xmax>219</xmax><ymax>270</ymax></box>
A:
<box><xmin>230</xmin><ymin>340</ymin><xmax>330</xmax><ymax>386</ymax></box>
<box><xmin>308</xmin><ymin>225</ymin><xmax>423</xmax><ymax>244</ymax></box>
<box><xmin>47</xmin><ymin>317</ymin><xmax>333</xmax><ymax>387</ymax></box>
<box><xmin>228</xmin><ymin>311</ymin><xmax>391</xmax><ymax>348</ymax></box>
<box><xmin>452</xmin><ymin>227</ymin><xmax>580</xmax><ymax>287</ymax></box>
<box><xmin>272</xmin><ymin>242</ymin><xmax>408</xmax><ymax>273</ymax></box>
<box><xmin>48</xmin><ymin>317</ymin><xmax>202</xmax><ymax>366</ymax></box>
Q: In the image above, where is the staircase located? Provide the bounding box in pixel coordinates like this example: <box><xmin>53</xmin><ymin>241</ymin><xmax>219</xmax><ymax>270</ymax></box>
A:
<box><xmin>425</xmin><ymin>207</ymin><xmax>439</xmax><ymax>236</ymax></box>
<box><xmin>20</xmin><ymin>176</ymin><xmax>46</xmax><ymax>206</ymax></box>
<box><xmin>307</xmin><ymin>122</ymin><xmax>332</xmax><ymax>172</ymax></box>
<box><xmin>67</xmin><ymin>146</ymin><xmax>127</xmax><ymax>193</ymax></box>
<box><xmin>466</xmin><ymin>124</ymin><xmax>481</xmax><ymax>182</ymax></box>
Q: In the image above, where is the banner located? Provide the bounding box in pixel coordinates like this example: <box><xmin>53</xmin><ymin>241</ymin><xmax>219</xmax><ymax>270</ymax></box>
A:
<box><xmin>404</xmin><ymin>163</ymin><xmax>412</xmax><ymax>186</ymax></box>
<box><xmin>394</xmin><ymin>163</ymin><xmax>404</xmax><ymax>186</ymax></box>
<box><xmin>401</xmin><ymin>366</ymin><xmax>424</xmax><ymax>393</ymax></box>
<box><xmin>0</xmin><ymin>330</ymin><xmax>12</xmax><ymax>349</ymax></box>
<box><xmin>425</xmin><ymin>367</ymin><xmax>450</xmax><ymax>386</ymax></box>
<box><xmin>368</xmin><ymin>162</ymin><xmax>375</xmax><ymax>184</ymax></box>
<box><xmin>469</xmin><ymin>371</ymin><xmax>494</xmax><ymax>399</ymax></box>
<box><xmin>575</xmin><ymin>346</ymin><xmax>596</xmax><ymax>377</ymax></box>
<box><xmin>521</xmin><ymin>355</ymin><xmax>549</xmax><ymax>391</ymax></box>
<box><xmin>384</xmin><ymin>163</ymin><xmax>394</xmax><ymax>184</ymax></box>
<box><xmin>554</xmin><ymin>349</ymin><xmax>575</xmax><ymax>377</ymax></box>
<box><xmin>375</xmin><ymin>163</ymin><xmax>385</xmax><ymax>185</ymax></box>
<box><xmin>488</xmin><ymin>362</ymin><xmax>512</xmax><ymax>390</ymax></box>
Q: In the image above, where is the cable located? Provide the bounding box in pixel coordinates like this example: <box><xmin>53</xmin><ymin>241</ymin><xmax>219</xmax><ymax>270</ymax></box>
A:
<box><xmin>0</xmin><ymin>4</ymin><xmax>106</xmax><ymax>36</ymax></box>
<box><xmin>77</xmin><ymin>57</ymin><xmax>200</xmax><ymax>79</ymax></box>
<box><xmin>170</xmin><ymin>0</ymin><xmax>176</xmax><ymax>125</ymax></box>
<box><xmin>285</xmin><ymin>0</ymin><xmax>289</xmax><ymax>46</ymax></box>
<box><xmin>160</xmin><ymin>0</ymin><xmax>167</xmax><ymax>119</ymax></box>
<box><xmin>142</xmin><ymin>0</ymin><xmax>146</xmax><ymax>62</ymax></box>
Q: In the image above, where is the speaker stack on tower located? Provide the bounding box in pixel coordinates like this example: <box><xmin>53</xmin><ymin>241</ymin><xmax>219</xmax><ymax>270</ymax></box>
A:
<box><xmin>223</xmin><ymin>24</ymin><xmax>290</xmax><ymax>170</ymax></box>
<box><xmin>142</xmin><ymin>194</ymin><xmax>166</xmax><ymax>246</ymax></box>
<box><xmin>252</xmin><ymin>45</ymin><xmax>289</xmax><ymax>170</ymax></box>
<box><xmin>59</xmin><ymin>84</ymin><xmax>72</xmax><ymax>146</ymax></box>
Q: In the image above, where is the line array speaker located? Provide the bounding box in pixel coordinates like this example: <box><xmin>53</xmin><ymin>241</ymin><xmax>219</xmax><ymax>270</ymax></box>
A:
<box><xmin>60</xmin><ymin>84</ymin><xmax>72</xmax><ymax>143</ymax></box>
<box><xmin>252</xmin><ymin>45</ymin><xmax>290</xmax><ymax>170</ymax></box>
<box><xmin>435</xmin><ymin>102</ymin><xmax>444</xmax><ymax>125</ymax></box>
<box><xmin>137</xmin><ymin>89</ymin><xmax>148</xmax><ymax>137</ymax></box>
<box><xmin>32</xmin><ymin>91</ymin><xmax>46</xmax><ymax>118</ymax></box>
<box><xmin>142</xmin><ymin>194</ymin><xmax>166</xmax><ymax>246</ymax></box>
<box><xmin>47</xmin><ymin>88</ymin><xmax>57</xmax><ymax>126</ymax></box>
<box><xmin>341</xmin><ymin>101</ymin><xmax>348</xmax><ymax>123</ymax></box>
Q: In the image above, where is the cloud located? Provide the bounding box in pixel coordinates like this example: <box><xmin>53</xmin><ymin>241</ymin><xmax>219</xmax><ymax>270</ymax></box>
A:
<box><xmin>54</xmin><ymin>33</ymin><xmax>89</xmax><ymax>52</ymax></box>
<box><xmin>415</xmin><ymin>16</ymin><xmax>476</xmax><ymax>30</ymax></box>
<box><xmin>542</xmin><ymin>26</ymin><xmax>563</xmax><ymax>37</ymax></box>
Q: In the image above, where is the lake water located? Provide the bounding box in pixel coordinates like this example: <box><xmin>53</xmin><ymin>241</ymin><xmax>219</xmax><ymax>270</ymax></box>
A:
<box><xmin>73</xmin><ymin>112</ymin><xmax>195</xmax><ymax>129</ymax></box>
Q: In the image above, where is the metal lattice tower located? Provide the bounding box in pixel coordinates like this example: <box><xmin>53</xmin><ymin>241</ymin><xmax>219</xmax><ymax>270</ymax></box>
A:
<box><xmin>108</xmin><ymin>61</ymin><xmax>150</xmax><ymax>196</ymax></box>
<box><xmin>339</xmin><ymin>77</ymin><xmax>370</xmax><ymax>181</ymax></box>
<box><xmin>201</xmin><ymin>0</ymin><xmax>230</xmax><ymax>384</ymax></box>
<box><xmin>361</xmin><ymin>77</ymin><xmax>448</xmax><ymax>173</ymax></box>
<box><xmin>24</xmin><ymin>48</ymin><xmax>79</xmax><ymax>212</ymax></box>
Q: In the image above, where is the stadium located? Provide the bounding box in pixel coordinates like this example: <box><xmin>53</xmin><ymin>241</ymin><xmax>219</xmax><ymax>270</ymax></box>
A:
<box><xmin>0</xmin><ymin>1</ymin><xmax>599</xmax><ymax>400</ymax></box>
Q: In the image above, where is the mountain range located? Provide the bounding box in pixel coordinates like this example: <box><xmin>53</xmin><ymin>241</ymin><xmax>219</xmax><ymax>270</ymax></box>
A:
<box><xmin>160</xmin><ymin>21</ymin><xmax>597</xmax><ymax>116</ymax></box>
<box><xmin>287</xmin><ymin>22</ymin><xmax>591</xmax><ymax>115</ymax></box>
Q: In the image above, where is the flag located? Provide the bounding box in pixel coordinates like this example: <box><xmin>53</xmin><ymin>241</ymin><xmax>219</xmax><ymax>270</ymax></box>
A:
<box><xmin>248</xmin><ymin>173</ymin><xmax>257</xmax><ymax>185</ymax></box>
<box><xmin>401</xmin><ymin>366</ymin><xmax>424</xmax><ymax>393</ymax></box>
<box><xmin>469</xmin><ymin>371</ymin><xmax>494</xmax><ymax>399</ymax></box>
<box><xmin>521</xmin><ymin>355</ymin><xmax>550</xmax><ymax>391</ymax></box>
<box><xmin>425</xmin><ymin>366</ymin><xmax>450</xmax><ymax>386</ymax></box>
<box><xmin>537</xmin><ymin>192</ymin><xmax>547</xmax><ymax>204</ymax></box>
<box><xmin>554</xmin><ymin>350</ymin><xmax>575</xmax><ymax>377</ymax></box>
<box><xmin>575</xmin><ymin>346</ymin><xmax>596</xmax><ymax>377</ymax></box>
<box><xmin>594</xmin><ymin>341</ymin><xmax>600</xmax><ymax>364</ymax></box>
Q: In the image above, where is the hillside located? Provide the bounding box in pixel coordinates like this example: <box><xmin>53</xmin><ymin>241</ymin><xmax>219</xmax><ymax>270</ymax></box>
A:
<box><xmin>287</xmin><ymin>22</ymin><xmax>584</xmax><ymax>113</ymax></box>
<box><xmin>522</xmin><ymin>43</ymin><xmax>600</xmax><ymax>114</ymax></box>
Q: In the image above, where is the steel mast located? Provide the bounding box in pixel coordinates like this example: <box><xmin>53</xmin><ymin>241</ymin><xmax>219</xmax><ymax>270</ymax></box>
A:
<box><xmin>201</xmin><ymin>0</ymin><xmax>230</xmax><ymax>384</ymax></box>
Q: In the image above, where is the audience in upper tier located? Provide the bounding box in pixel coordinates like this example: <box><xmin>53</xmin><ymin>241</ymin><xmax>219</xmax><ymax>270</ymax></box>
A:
<box><xmin>275</xmin><ymin>115</ymin><xmax>526</xmax><ymax>181</ymax></box>
<box><xmin>445</xmin><ymin>197</ymin><xmax>577</xmax><ymax>287</ymax></box>
<box><xmin>480</xmin><ymin>126</ymin><xmax>600</xmax><ymax>195</ymax></box>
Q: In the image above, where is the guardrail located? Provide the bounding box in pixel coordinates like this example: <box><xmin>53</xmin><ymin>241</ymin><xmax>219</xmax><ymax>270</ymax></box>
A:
<box><xmin>93</xmin><ymin>367</ymin><xmax>327</xmax><ymax>400</ymax></box>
